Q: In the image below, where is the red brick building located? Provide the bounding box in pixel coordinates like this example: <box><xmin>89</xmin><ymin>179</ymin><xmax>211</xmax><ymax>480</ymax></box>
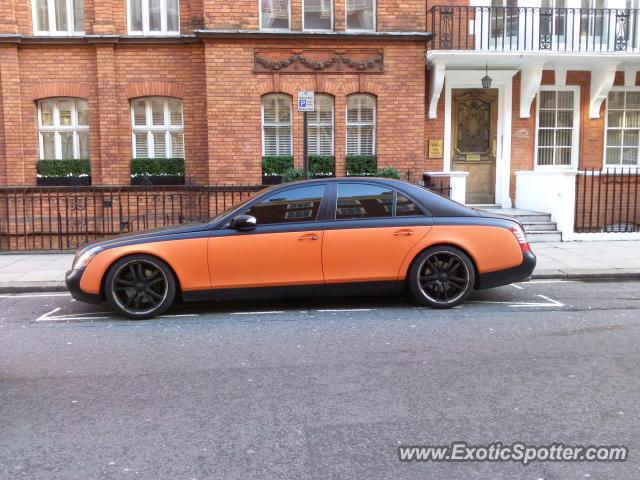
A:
<box><xmin>1</xmin><ymin>0</ymin><xmax>639</xmax><ymax>240</ymax></box>
<box><xmin>0</xmin><ymin>0</ymin><xmax>431</xmax><ymax>187</ymax></box>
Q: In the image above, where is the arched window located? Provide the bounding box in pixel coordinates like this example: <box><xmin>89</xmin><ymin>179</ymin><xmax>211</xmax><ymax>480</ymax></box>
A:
<box><xmin>346</xmin><ymin>94</ymin><xmax>376</xmax><ymax>155</ymax></box>
<box><xmin>307</xmin><ymin>94</ymin><xmax>334</xmax><ymax>156</ymax></box>
<box><xmin>262</xmin><ymin>94</ymin><xmax>292</xmax><ymax>156</ymax></box>
<box><xmin>38</xmin><ymin>98</ymin><xmax>89</xmax><ymax>159</ymax></box>
<box><xmin>131</xmin><ymin>97</ymin><xmax>184</xmax><ymax>158</ymax></box>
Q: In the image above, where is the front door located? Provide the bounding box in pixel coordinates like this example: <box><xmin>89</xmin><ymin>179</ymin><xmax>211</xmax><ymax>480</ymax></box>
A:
<box><xmin>451</xmin><ymin>88</ymin><xmax>498</xmax><ymax>204</ymax></box>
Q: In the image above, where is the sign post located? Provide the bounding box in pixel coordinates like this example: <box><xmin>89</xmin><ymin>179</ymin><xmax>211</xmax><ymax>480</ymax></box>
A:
<box><xmin>298</xmin><ymin>91</ymin><xmax>315</xmax><ymax>180</ymax></box>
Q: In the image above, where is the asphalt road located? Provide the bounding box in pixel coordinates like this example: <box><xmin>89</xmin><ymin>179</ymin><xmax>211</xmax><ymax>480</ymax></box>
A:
<box><xmin>1</xmin><ymin>280</ymin><xmax>639</xmax><ymax>480</ymax></box>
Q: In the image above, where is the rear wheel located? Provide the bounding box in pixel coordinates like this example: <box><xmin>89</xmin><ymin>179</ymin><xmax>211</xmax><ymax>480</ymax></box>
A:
<box><xmin>105</xmin><ymin>254</ymin><xmax>176</xmax><ymax>319</ymax></box>
<box><xmin>409</xmin><ymin>246</ymin><xmax>475</xmax><ymax>308</ymax></box>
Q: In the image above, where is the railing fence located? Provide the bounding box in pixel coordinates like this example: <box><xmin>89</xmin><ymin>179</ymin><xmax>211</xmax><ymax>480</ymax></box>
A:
<box><xmin>574</xmin><ymin>169</ymin><xmax>640</xmax><ymax>233</ymax></box>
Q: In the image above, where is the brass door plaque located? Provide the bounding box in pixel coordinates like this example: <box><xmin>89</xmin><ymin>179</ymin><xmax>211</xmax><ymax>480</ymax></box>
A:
<box><xmin>429</xmin><ymin>140</ymin><xmax>443</xmax><ymax>159</ymax></box>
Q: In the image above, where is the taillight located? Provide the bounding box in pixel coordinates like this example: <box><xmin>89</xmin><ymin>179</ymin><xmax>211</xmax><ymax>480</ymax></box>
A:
<box><xmin>510</xmin><ymin>225</ymin><xmax>531</xmax><ymax>253</ymax></box>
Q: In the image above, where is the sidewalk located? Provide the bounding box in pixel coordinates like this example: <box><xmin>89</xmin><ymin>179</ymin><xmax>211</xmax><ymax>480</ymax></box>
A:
<box><xmin>1</xmin><ymin>241</ymin><xmax>639</xmax><ymax>293</ymax></box>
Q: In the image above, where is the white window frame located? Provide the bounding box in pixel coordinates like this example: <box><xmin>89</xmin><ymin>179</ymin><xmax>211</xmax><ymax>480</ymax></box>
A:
<box><xmin>38</xmin><ymin>98</ymin><xmax>89</xmax><ymax>160</ymax></box>
<box><xmin>127</xmin><ymin>0</ymin><xmax>180</xmax><ymax>36</ymax></box>
<box><xmin>604</xmin><ymin>86</ymin><xmax>640</xmax><ymax>169</ymax></box>
<box><xmin>307</xmin><ymin>94</ymin><xmax>334</xmax><ymax>156</ymax></box>
<box><xmin>346</xmin><ymin>94</ymin><xmax>376</xmax><ymax>156</ymax></box>
<box><xmin>262</xmin><ymin>94</ymin><xmax>293</xmax><ymax>156</ymax></box>
<box><xmin>534</xmin><ymin>85</ymin><xmax>580</xmax><ymax>170</ymax></box>
<box><xmin>302</xmin><ymin>0</ymin><xmax>333</xmax><ymax>31</ymax></box>
<box><xmin>32</xmin><ymin>0</ymin><xmax>84</xmax><ymax>36</ymax></box>
<box><xmin>259</xmin><ymin>0</ymin><xmax>292</xmax><ymax>31</ymax></box>
<box><xmin>345</xmin><ymin>0</ymin><xmax>376</xmax><ymax>32</ymax></box>
<box><xmin>131</xmin><ymin>97</ymin><xmax>184</xmax><ymax>159</ymax></box>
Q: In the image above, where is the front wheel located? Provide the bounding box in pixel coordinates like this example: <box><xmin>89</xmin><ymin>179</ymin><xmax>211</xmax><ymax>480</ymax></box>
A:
<box><xmin>408</xmin><ymin>246</ymin><xmax>476</xmax><ymax>309</ymax></box>
<box><xmin>105</xmin><ymin>254</ymin><xmax>177</xmax><ymax>319</ymax></box>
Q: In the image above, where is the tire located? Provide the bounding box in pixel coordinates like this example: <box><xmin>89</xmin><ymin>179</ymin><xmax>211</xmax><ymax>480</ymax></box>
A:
<box><xmin>105</xmin><ymin>254</ymin><xmax>177</xmax><ymax>319</ymax></box>
<box><xmin>408</xmin><ymin>245</ymin><xmax>476</xmax><ymax>309</ymax></box>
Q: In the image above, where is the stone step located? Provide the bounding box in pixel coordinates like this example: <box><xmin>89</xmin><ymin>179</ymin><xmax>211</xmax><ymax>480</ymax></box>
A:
<box><xmin>512</xmin><ymin>213</ymin><xmax>552</xmax><ymax>223</ymax></box>
<box><xmin>521</xmin><ymin>221</ymin><xmax>558</xmax><ymax>232</ymax></box>
<box><xmin>526</xmin><ymin>230</ymin><xmax>563</xmax><ymax>243</ymax></box>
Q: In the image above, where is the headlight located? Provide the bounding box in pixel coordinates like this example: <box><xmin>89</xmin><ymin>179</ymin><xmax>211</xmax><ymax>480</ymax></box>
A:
<box><xmin>72</xmin><ymin>246</ymin><xmax>103</xmax><ymax>270</ymax></box>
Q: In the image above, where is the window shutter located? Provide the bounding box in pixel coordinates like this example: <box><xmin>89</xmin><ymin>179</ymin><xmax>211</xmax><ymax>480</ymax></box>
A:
<box><xmin>347</xmin><ymin>95</ymin><xmax>376</xmax><ymax>155</ymax></box>
<box><xmin>171</xmin><ymin>132</ymin><xmax>184</xmax><ymax>158</ymax></box>
<box><xmin>151</xmin><ymin>98</ymin><xmax>165</xmax><ymax>126</ymax></box>
<box><xmin>262</xmin><ymin>94</ymin><xmax>292</xmax><ymax>156</ymax></box>
<box><xmin>169</xmin><ymin>99</ymin><xmax>183</xmax><ymax>126</ymax></box>
<box><xmin>133</xmin><ymin>100</ymin><xmax>147</xmax><ymax>126</ymax></box>
<box><xmin>153</xmin><ymin>132</ymin><xmax>167</xmax><ymax>158</ymax></box>
<box><xmin>135</xmin><ymin>133</ymin><xmax>149</xmax><ymax>158</ymax></box>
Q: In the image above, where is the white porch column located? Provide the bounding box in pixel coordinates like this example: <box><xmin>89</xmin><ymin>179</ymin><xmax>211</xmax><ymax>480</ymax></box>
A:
<box><xmin>515</xmin><ymin>170</ymin><xmax>578</xmax><ymax>240</ymax></box>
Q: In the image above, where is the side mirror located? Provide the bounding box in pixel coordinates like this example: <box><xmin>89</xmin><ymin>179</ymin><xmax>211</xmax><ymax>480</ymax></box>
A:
<box><xmin>230</xmin><ymin>214</ymin><xmax>257</xmax><ymax>231</ymax></box>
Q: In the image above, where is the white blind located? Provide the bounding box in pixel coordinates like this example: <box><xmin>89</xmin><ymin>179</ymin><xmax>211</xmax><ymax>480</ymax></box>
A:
<box><xmin>307</xmin><ymin>94</ymin><xmax>334</xmax><ymax>155</ymax></box>
<box><xmin>131</xmin><ymin>97</ymin><xmax>184</xmax><ymax>158</ymax></box>
<box><xmin>262</xmin><ymin>94</ymin><xmax>292</xmax><ymax>156</ymax></box>
<box><xmin>346</xmin><ymin>94</ymin><xmax>376</xmax><ymax>155</ymax></box>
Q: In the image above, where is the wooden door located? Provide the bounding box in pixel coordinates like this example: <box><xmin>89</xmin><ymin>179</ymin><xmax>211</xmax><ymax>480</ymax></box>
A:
<box><xmin>451</xmin><ymin>89</ymin><xmax>498</xmax><ymax>204</ymax></box>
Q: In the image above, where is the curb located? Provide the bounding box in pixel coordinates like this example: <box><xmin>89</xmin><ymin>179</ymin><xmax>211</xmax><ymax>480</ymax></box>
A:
<box><xmin>0</xmin><ymin>271</ymin><xmax>639</xmax><ymax>295</ymax></box>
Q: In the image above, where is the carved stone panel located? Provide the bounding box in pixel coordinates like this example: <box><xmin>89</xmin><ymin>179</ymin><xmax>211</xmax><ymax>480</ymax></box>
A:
<box><xmin>254</xmin><ymin>49</ymin><xmax>384</xmax><ymax>74</ymax></box>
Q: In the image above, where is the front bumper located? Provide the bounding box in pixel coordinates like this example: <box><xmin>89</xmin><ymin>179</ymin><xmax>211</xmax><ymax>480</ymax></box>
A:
<box><xmin>65</xmin><ymin>269</ymin><xmax>103</xmax><ymax>305</ymax></box>
<box><xmin>476</xmin><ymin>252</ymin><xmax>537</xmax><ymax>290</ymax></box>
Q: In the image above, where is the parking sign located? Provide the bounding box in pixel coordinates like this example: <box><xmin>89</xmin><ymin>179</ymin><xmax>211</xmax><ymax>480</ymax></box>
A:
<box><xmin>298</xmin><ymin>91</ymin><xmax>315</xmax><ymax>112</ymax></box>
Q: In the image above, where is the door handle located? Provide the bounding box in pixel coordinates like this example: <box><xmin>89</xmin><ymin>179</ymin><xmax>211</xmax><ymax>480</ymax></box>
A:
<box><xmin>393</xmin><ymin>229</ymin><xmax>414</xmax><ymax>236</ymax></box>
<box><xmin>298</xmin><ymin>233</ymin><xmax>319</xmax><ymax>241</ymax></box>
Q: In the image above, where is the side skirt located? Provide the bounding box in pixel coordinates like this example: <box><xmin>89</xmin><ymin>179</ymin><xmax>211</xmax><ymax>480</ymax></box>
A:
<box><xmin>182</xmin><ymin>281</ymin><xmax>404</xmax><ymax>302</ymax></box>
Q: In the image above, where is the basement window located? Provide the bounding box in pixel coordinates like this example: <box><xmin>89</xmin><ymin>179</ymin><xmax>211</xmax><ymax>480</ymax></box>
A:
<box><xmin>33</xmin><ymin>0</ymin><xmax>84</xmax><ymax>35</ymax></box>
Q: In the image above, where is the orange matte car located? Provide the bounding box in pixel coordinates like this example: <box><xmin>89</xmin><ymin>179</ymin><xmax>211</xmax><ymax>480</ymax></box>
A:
<box><xmin>66</xmin><ymin>178</ymin><xmax>536</xmax><ymax>319</ymax></box>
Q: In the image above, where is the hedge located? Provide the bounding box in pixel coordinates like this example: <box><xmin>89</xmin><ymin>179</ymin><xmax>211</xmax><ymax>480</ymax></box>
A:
<box><xmin>376</xmin><ymin>166</ymin><xmax>402</xmax><ymax>179</ymax></box>
<box><xmin>37</xmin><ymin>159</ymin><xmax>91</xmax><ymax>178</ymax></box>
<box><xmin>262</xmin><ymin>156</ymin><xmax>294</xmax><ymax>176</ymax></box>
<box><xmin>346</xmin><ymin>155</ymin><xmax>377</xmax><ymax>176</ymax></box>
<box><xmin>282</xmin><ymin>168</ymin><xmax>305</xmax><ymax>183</ymax></box>
<box><xmin>131</xmin><ymin>158</ymin><xmax>185</xmax><ymax>177</ymax></box>
<box><xmin>309</xmin><ymin>155</ymin><xmax>335</xmax><ymax>177</ymax></box>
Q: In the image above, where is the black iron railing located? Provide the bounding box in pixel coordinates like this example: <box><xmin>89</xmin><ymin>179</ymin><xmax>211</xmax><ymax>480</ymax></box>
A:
<box><xmin>0</xmin><ymin>185</ymin><xmax>265</xmax><ymax>252</ymax></box>
<box><xmin>430</xmin><ymin>5</ymin><xmax>640</xmax><ymax>52</ymax></box>
<box><xmin>0</xmin><ymin>180</ymin><xmax>452</xmax><ymax>252</ymax></box>
<box><xmin>575</xmin><ymin>168</ymin><xmax>640</xmax><ymax>233</ymax></box>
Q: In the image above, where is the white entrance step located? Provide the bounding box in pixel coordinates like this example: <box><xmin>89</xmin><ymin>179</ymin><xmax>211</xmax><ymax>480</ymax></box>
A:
<box><xmin>477</xmin><ymin>208</ymin><xmax>562</xmax><ymax>243</ymax></box>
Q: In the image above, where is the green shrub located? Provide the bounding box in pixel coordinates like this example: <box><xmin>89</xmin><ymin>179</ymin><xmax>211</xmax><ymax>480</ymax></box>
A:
<box><xmin>131</xmin><ymin>158</ymin><xmax>185</xmax><ymax>177</ymax></box>
<box><xmin>262</xmin><ymin>156</ymin><xmax>294</xmax><ymax>176</ymax></box>
<box><xmin>346</xmin><ymin>155</ymin><xmax>377</xmax><ymax>176</ymax></box>
<box><xmin>309</xmin><ymin>155</ymin><xmax>335</xmax><ymax>177</ymax></box>
<box><xmin>37</xmin><ymin>159</ymin><xmax>91</xmax><ymax>178</ymax></box>
<box><xmin>376</xmin><ymin>166</ymin><xmax>402</xmax><ymax>179</ymax></box>
<box><xmin>282</xmin><ymin>167</ymin><xmax>305</xmax><ymax>183</ymax></box>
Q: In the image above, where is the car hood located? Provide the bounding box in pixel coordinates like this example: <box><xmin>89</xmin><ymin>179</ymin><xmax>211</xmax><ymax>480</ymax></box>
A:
<box><xmin>79</xmin><ymin>222</ymin><xmax>209</xmax><ymax>251</ymax></box>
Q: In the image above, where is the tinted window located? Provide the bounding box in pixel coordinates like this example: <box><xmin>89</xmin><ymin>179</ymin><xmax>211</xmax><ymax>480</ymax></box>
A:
<box><xmin>245</xmin><ymin>185</ymin><xmax>325</xmax><ymax>225</ymax></box>
<box><xmin>396</xmin><ymin>193</ymin><xmax>422</xmax><ymax>216</ymax></box>
<box><xmin>336</xmin><ymin>184</ymin><xmax>393</xmax><ymax>219</ymax></box>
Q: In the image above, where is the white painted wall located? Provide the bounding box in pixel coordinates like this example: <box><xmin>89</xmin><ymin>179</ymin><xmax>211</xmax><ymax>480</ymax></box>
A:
<box><xmin>515</xmin><ymin>170</ymin><xmax>577</xmax><ymax>239</ymax></box>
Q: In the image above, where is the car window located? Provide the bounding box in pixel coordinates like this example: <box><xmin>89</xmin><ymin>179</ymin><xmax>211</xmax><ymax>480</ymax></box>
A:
<box><xmin>396</xmin><ymin>193</ymin><xmax>422</xmax><ymax>216</ymax></box>
<box><xmin>245</xmin><ymin>185</ymin><xmax>326</xmax><ymax>225</ymax></box>
<box><xmin>336</xmin><ymin>184</ymin><xmax>394</xmax><ymax>220</ymax></box>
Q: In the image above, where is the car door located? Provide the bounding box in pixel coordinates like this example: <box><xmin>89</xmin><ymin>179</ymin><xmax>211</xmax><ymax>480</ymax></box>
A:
<box><xmin>207</xmin><ymin>184</ymin><xmax>327</xmax><ymax>289</ymax></box>
<box><xmin>322</xmin><ymin>182</ymin><xmax>433</xmax><ymax>284</ymax></box>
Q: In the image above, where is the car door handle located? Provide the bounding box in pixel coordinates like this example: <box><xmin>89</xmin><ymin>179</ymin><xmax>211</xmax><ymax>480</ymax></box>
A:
<box><xmin>298</xmin><ymin>233</ymin><xmax>319</xmax><ymax>241</ymax></box>
<box><xmin>393</xmin><ymin>229</ymin><xmax>414</xmax><ymax>236</ymax></box>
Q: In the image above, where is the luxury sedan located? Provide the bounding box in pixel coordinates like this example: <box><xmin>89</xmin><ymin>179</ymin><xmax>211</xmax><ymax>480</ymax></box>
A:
<box><xmin>66</xmin><ymin>178</ymin><xmax>536</xmax><ymax>319</ymax></box>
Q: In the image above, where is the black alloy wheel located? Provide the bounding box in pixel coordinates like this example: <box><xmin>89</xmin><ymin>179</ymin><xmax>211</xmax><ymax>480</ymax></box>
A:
<box><xmin>105</xmin><ymin>254</ymin><xmax>177</xmax><ymax>319</ymax></box>
<box><xmin>409</xmin><ymin>246</ymin><xmax>476</xmax><ymax>308</ymax></box>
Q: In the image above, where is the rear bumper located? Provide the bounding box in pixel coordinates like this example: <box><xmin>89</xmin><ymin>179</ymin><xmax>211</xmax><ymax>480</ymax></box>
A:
<box><xmin>65</xmin><ymin>269</ymin><xmax>102</xmax><ymax>305</ymax></box>
<box><xmin>476</xmin><ymin>252</ymin><xmax>537</xmax><ymax>290</ymax></box>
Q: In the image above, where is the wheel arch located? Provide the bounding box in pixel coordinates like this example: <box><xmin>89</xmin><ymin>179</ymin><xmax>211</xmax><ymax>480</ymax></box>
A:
<box><xmin>403</xmin><ymin>242</ymin><xmax>480</xmax><ymax>289</ymax></box>
<box><xmin>99</xmin><ymin>251</ymin><xmax>183</xmax><ymax>300</ymax></box>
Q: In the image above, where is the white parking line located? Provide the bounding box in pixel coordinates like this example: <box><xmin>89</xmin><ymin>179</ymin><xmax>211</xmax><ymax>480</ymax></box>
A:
<box><xmin>230</xmin><ymin>311</ymin><xmax>285</xmax><ymax>315</ymax></box>
<box><xmin>36</xmin><ymin>308</ymin><xmax>110</xmax><ymax>322</ymax></box>
<box><xmin>317</xmin><ymin>308</ymin><xmax>374</xmax><ymax>312</ymax></box>
<box><xmin>468</xmin><ymin>294</ymin><xmax>564</xmax><ymax>308</ymax></box>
